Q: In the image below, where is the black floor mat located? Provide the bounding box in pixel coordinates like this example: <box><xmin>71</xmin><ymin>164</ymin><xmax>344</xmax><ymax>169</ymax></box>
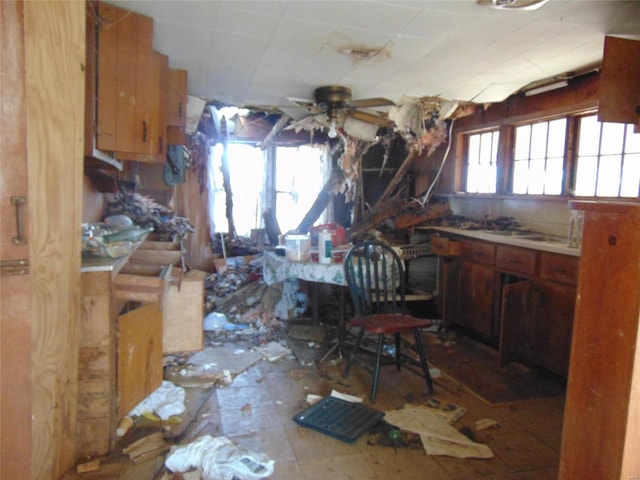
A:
<box><xmin>292</xmin><ymin>396</ymin><xmax>385</xmax><ymax>443</ymax></box>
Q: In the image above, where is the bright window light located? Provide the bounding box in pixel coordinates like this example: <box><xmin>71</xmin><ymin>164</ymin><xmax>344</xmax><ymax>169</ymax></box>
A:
<box><xmin>466</xmin><ymin>130</ymin><xmax>499</xmax><ymax>194</ymax></box>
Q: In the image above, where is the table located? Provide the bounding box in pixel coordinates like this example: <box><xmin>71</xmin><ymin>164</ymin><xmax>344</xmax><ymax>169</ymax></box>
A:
<box><xmin>263</xmin><ymin>251</ymin><xmax>348</xmax><ymax>356</ymax></box>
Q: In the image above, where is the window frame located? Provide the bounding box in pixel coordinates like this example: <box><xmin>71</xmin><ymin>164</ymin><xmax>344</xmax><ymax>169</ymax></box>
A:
<box><xmin>456</xmin><ymin>107</ymin><xmax>638</xmax><ymax>200</ymax></box>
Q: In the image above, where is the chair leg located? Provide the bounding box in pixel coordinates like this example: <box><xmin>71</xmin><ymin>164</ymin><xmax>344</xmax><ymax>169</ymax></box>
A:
<box><xmin>344</xmin><ymin>327</ymin><xmax>365</xmax><ymax>378</ymax></box>
<box><xmin>371</xmin><ymin>334</ymin><xmax>385</xmax><ymax>403</ymax></box>
<box><xmin>414</xmin><ymin>330</ymin><xmax>434</xmax><ymax>393</ymax></box>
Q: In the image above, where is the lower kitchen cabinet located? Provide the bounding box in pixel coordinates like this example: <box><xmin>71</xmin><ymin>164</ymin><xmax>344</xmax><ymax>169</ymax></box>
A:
<box><xmin>432</xmin><ymin>232</ymin><xmax>579</xmax><ymax>377</ymax></box>
<box><xmin>458</xmin><ymin>239</ymin><xmax>497</xmax><ymax>339</ymax></box>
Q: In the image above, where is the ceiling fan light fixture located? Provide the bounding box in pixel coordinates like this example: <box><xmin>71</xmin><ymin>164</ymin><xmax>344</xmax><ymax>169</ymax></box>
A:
<box><xmin>327</xmin><ymin>119</ymin><xmax>338</xmax><ymax>138</ymax></box>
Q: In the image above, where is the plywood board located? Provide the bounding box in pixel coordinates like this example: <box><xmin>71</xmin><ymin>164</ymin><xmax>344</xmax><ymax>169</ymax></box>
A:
<box><xmin>117</xmin><ymin>303</ymin><xmax>163</xmax><ymax>417</ymax></box>
<box><xmin>162</xmin><ymin>270</ymin><xmax>206</xmax><ymax>353</ymax></box>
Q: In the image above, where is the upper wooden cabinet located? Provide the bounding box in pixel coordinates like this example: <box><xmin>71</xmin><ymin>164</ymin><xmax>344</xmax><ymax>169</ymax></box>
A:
<box><xmin>598</xmin><ymin>35</ymin><xmax>640</xmax><ymax>128</ymax></box>
<box><xmin>95</xmin><ymin>3</ymin><xmax>165</xmax><ymax>163</ymax></box>
<box><xmin>167</xmin><ymin>69</ymin><xmax>188</xmax><ymax>127</ymax></box>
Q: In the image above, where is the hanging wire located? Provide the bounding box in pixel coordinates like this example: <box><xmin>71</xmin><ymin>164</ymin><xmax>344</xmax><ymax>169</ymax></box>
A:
<box><xmin>413</xmin><ymin>118</ymin><xmax>456</xmax><ymax>207</ymax></box>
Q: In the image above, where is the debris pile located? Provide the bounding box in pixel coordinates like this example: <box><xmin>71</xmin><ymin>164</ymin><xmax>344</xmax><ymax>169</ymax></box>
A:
<box><xmin>105</xmin><ymin>191</ymin><xmax>195</xmax><ymax>240</ymax></box>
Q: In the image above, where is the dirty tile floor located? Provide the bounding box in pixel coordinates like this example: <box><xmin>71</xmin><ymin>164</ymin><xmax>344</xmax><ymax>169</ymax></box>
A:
<box><xmin>64</xmin><ymin>331</ymin><xmax>565</xmax><ymax>480</ymax></box>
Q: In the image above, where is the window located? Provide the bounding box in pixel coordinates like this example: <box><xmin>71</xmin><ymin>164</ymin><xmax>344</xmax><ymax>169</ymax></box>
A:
<box><xmin>460</xmin><ymin>112</ymin><xmax>639</xmax><ymax>199</ymax></box>
<box><xmin>209</xmin><ymin>143</ymin><xmax>266</xmax><ymax>238</ymax></box>
<box><xmin>575</xmin><ymin>114</ymin><xmax>640</xmax><ymax>197</ymax></box>
<box><xmin>512</xmin><ymin>118</ymin><xmax>566</xmax><ymax>195</ymax></box>
<box><xmin>465</xmin><ymin>130</ymin><xmax>499</xmax><ymax>194</ymax></box>
<box><xmin>275</xmin><ymin>145</ymin><xmax>326</xmax><ymax>233</ymax></box>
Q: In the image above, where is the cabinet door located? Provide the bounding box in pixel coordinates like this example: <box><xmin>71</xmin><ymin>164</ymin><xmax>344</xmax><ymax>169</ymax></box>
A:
<box><xmin>499</xmin><ymin>280</ymin><xmax>533</xmax><ymax>367</ymax></box>
<box><xmin>459</xmin><ymin>261</ymin><xmax>495</xmax><ymax>338</ymax></box>
<box><xmin>117</xmin><ymin>302</ymin><xmax>163</xmax><ymax>417</ymax></box>
<box><xmin>532</xmin><ymin>281</ymin><xmax>576</xmax><ymax>377</ymax></box>
<box><xmin>96</xmin><ymin>3</ymin><xmax>155</xmax><ymax>156</ymax></box>
<box><xmin>167</xmin><ymin>69</ymin><xmax>188</xmax><ymax>127</ymax></box>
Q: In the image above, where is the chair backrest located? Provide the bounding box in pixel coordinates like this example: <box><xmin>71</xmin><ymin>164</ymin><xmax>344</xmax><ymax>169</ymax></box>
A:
<box><xmin>343</xmin><ymin>240</ymin><xmax>407</xmax><ymax>318</ymax></box>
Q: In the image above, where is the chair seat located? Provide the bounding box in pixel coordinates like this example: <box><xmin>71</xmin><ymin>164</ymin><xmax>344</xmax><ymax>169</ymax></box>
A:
<box><xmin>351</xmin><ymin>314</ymin><xmax>432</xmax><ymax>335</ymax></box>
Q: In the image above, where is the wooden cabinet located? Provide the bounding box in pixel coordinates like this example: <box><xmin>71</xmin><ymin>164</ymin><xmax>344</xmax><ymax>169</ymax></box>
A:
<box><xmin>458</xmin><ymin>239</ymin><xmax>496</xmax><ymax>338</ymax></box>
<box><xmin>96</xmin><ymin>3</ymin><xmax>170</xmax><ymax>163</ymax></box>
<box><xmin>433</xmin><ymin>232</ymin><xmax>579</xmax><ymax>377</ymax></box>
<box><xmin>167</xmin><ymin>68</ymin><xmax>188</xmax><ymax>145</ymax></box>
<box><xmin>560</xmin><ymin>202</ymin><xmax>640</xmax><ymax>480</ymax></box>
<box><xmin>598</xmin><ymin>36</ymin><xmax>640</xmax><ymax>127</ymax></box>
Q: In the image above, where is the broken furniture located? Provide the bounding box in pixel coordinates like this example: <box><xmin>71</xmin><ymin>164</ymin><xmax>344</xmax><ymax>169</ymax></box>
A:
<box><xmin>77</xmin><ymin>236</ymin><xmax>200</xmax><ymax>458</ymax></box>
<box><xmin>342</xmin><ymin>240</ymin><xmax>435</xmax><ymax>403</ymax></box>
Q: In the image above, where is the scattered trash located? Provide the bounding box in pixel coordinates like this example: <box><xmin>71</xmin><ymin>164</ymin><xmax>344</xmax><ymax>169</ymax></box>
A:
<box><xmin>129</xmin><ymin>381</ymin><xmax>186</xmax><ymax>420</ymax></box>
<box><xmin>165</xmin><ymin>434</ymin><xmax>274</xmax><ymax>480</ymax></box>
<box><xmin>306</xmin><ymin>394</ymin><xmax>322</xmax><ymax>405</ymax></box>
<box><xmin>76</xmin><ymin>459</ymin><xmax>100</xmax><ymax>473</ymax></box>
<box><xmin>384</xmin><ymin>405</ymin><xmax>493</xmax><ymax>459</ymax></box>
<box><xmin>253</xmin><ymin>341</ymin><xmax>291</xmax><ymax>362</ymax></box>
<box><xmin>204</xmin><ymin>312</ymin><xmax>229</xmax><ymax>331</ymax></box>
<box><xmin>123</xmin><ymin>431</ymin><xmax>171</xmax><ymax>464</ymax></box>
<box><xmin>116</xmin><ymin>416</ymin><xmax>133</xmax><ymax>437</ymax></box>
<box><xmin>330</xmin><ymin>389</ymin><xmax>363</xmax><ymax>403</ymax></box>
<box><xmin>475</xmin><ymin>418</ymin><xmax>500</xmax><ymax>431</ymax></box>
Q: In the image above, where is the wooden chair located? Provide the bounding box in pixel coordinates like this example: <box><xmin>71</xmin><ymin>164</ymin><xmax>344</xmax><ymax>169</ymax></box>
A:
<box><xmin>343</xmin><ymin>240</ymin><xmax>435</xmax><ymax>402</ymax></box>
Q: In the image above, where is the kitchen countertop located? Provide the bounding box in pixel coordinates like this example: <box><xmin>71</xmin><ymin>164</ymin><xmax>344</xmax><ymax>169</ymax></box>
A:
<box><xmin>417</xmin><ymin>226</ymin><xmax>581</xmax><ymax>257</ymax></box>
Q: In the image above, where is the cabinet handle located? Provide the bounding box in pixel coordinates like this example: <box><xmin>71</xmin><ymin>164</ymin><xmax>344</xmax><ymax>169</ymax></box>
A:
<box><xmin>158</xmin><ymin>136</ymin><xmax>164</xmax><ymax>154</ymax></box>
<box><xmin>178</xmin><ymin>101</ymin><xmax>183</xmax><ymax>118</ymax></box>
<box><xmin>142</xmin><ymin>121</ymin><xmax>148</xmax><ymax>143</ymax></box>
<box><xmin>11</xmin><ymin>196</ymin><xmax>27</xmax><ymax>245</ymax></box>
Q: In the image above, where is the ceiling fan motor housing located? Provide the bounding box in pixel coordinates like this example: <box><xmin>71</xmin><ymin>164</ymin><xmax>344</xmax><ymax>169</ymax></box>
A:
<box><xmin>314</xmin><ymin>86</ymin><xmax>352</xmax><ymax>120</ymax></box>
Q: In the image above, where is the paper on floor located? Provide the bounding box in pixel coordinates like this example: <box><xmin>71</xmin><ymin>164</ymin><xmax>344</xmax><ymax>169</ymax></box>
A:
<box><xmin>129</xmin><ymin>381</ymin><xmax>186</xmax><ymax>420</ymax></box>
<box><xmin>253</xmin><ymin>341</ymin><xmax>291</xmax><ymax>362</ymax></box>
<box><xmin>384</xmin><ymin>405</ymin><xmax>493</xmax><ymax>459</ymax></box>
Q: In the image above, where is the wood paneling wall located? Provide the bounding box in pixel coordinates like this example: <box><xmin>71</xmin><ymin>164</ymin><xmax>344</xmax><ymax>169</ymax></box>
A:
<box><xmin>24</xmin><ymin>1</ymin><xmax>85</xmax><ymax>478</ymax></box>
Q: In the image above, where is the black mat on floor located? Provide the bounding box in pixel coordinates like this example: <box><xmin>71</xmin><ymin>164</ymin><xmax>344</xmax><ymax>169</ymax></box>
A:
<box><xmin>292</xmin><ymin>396</ymin><xmax>385</xmax><ymax>443</ymax></box>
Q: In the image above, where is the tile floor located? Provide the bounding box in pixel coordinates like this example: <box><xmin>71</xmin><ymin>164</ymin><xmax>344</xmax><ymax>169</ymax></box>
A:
<box><xmin>64</xmin><ymin>331</ymin><xmax>565</xmax><ymax>480</ymax></box>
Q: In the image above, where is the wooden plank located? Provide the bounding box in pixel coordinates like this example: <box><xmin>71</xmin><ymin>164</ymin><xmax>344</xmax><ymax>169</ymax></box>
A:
<box><xmin>24</xmin><ymin>1</ymin><xmax>85</xmax><ymax>478</ymax></box>
<box><xmin>0</xmin><ymin>4</ymin><xmax>32</xmax><ymax>478</ymax></box>
<box><xmin>75</xmin><ymin>417</ymin><xmax>111</xmax><ymax>459</ymax></box>
<box><xmin>96</xmin><ymin>2</ymin><xmax>118</xmax><ymax>151</ymax></box>
<box><xmin>117</xmin><ymin>303</ymin><xmax>163</xmax><ymax>417</ymax></box>
<box><xmin>163</xmin><ymin>270</ymin><xmax>207</xmax><ymax>354</ymax></box>
<box><xmin>130</xmin><ymin>249</ymin><xmax>183</xmax><ymax>266</ymax></box>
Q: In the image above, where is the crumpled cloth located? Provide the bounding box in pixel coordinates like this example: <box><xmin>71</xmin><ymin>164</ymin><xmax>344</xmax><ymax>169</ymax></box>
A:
<box><xmin>165</xmin><ymin>434</ymin><xmax>274</xmax><ymax>480</ymax></box>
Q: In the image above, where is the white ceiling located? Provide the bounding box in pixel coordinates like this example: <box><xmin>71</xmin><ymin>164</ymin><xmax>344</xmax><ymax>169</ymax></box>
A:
<box><xmin>108</xmin><ymin>0</ymin><xmax>640</xmax><ymax>110</ymax></box>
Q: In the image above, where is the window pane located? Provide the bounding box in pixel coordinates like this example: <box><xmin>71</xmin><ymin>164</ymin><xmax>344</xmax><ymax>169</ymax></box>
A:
<box><xmin>575</xmin><ymin>155</ymin><xmax>597</xmax><ymax>196</ymax></box>
<box><xmin>545</xmin><ymin>157</ymin><xmax>564</xmax><ymax>195</ymax></box>
<box><xmin>530</xmin><ymin>122</ymin><xmax>548</xmax><ymax>159</ymax></box>
<box><xmin>600</xmin><ymin>122</ymin><xmax>625</xmax><ymax>155</ymax></box>
<box><xmin>620</xmin><ymin>153</ymin><xmax>640</xmax><ymax>197</ymax></box>
<box><xmin>465</xmin><ymin>130</ymin><xmax>498</xmax><ymax>193</ymax></box>
<box><xmin>513</xmin><ymin>160</ymin><xmax>528</xmax><ymax>194</ymax></box>
<box><xmin>514</xmin><ymin>125</ymin><xmax>530</xmax><ymax>160</ymax></box>
<box><xmin>596</xmin><ymin>155</ymin><xmax>622</xmax><ymax>197</ymax></box>
<box><xmin>625</xmin><ymin>125</ymin><xmax>640</xmax><ymax>153</ymax></box>
<box><xmin>528</xmin><ymin>158</ymin><xmax>546</xmax><ymax>194</ymax></box>
<box><xmin>512</xmin><ymin>119</ymin><xmax>565</xmax><ymax>195</ymax></box>
<box><xmin>578</xmin><ymin>115</ymin><xmax>600</xmax><ymax>156</ymax></box>
<box><xmin>547</xmin><ymin>118</ymin><xmax>567</xmax><ymax>157</ymax></box>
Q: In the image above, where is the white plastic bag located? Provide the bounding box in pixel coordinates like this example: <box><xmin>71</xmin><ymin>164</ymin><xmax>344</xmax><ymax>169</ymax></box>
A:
<box><xmin>165</xmin><ymin>434</ymin><xmax>274</xmax><ymax>480</ymax></box>
<box><xmin>128</xmin><ymin>380</ymin><xmax>186</xmax><ymax>420</ymax></box>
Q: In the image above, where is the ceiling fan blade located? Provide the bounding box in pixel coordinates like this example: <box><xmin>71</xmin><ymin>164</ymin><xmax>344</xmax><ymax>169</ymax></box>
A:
<box><xmin>350</xmin><ymin>97</ymin><xmax>395</xmax><ymax>108</ymax></box>
<box><xmin>349</xmin><ymin>109</ymin><xmax>392</xmax><ymax>127</ymax></box>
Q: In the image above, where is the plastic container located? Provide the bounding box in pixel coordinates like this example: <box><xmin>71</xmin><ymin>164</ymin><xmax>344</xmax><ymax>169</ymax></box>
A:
<box><xmin>318</xmin><ymin>230</ymin><xmax>332</xmax><ymax>264</ymax></box>
<box><xmin>567</xmin><ymin>209</ymin><xmax>584</xmax><ymax>248</ymax></box>
<box><xmin>284</xmin><ymin>234</ymin><xmax>311</xmax><ymax>262</ymax></box>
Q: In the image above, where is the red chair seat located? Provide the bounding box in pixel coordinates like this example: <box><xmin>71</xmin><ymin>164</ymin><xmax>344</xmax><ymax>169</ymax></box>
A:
<box><xmin>351</xmin><ymin>314</ymin><xmax>432</xmax><ymax>335</ymax></box>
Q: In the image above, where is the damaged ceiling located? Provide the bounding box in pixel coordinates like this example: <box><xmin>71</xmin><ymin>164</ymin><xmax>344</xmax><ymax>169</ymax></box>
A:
<box><xmin>106</xmin><ymin>0</ymin><xmax>639</xmax><ymax>111</ymax></box>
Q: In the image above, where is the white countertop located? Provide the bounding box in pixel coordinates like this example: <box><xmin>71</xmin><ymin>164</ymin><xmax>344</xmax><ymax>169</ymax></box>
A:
<box><xmin>417</xmin><ymin>226</ymin><xmax>581</xmax><ymax>257</ymax></box>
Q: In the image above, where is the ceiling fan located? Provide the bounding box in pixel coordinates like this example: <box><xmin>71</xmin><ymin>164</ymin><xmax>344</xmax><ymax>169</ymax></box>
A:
<box><xmin>284</xmin><ymin>85</ymin><xmax>395</xmax><ymax>140</ymax></box>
